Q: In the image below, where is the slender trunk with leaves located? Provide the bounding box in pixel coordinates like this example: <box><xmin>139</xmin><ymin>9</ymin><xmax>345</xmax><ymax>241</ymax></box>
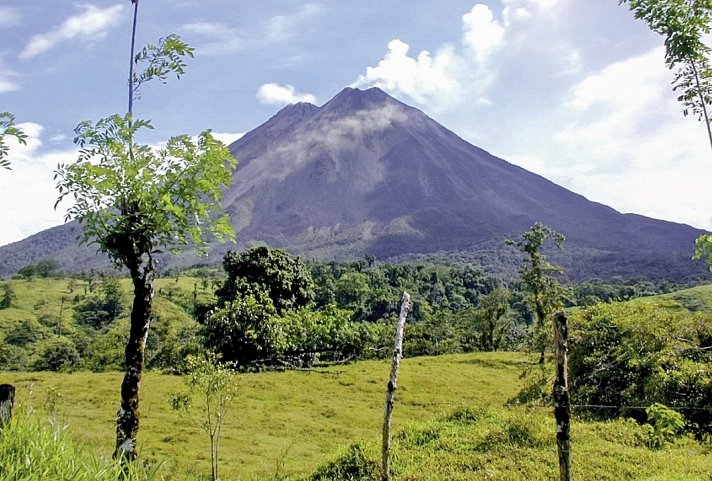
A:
<box><xmin>55</xmin><ymin>0</ymin><xmax>234</xmax><ymax>463</ymax></box>
<box><xmin>116</xmin><ymin>252</ymin><xmax>155</xmax><ymax>459</ymax></box>
<box><xmin>620</xmin><ymin>0</ymin><xmax>712</xmax><ymax>154</ymax></box>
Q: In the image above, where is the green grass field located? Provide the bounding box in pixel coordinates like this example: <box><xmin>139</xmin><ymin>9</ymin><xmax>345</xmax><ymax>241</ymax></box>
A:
<box><xmin>2</xmin><ymin>279</ymin><xmax>711</xmax><ymax>479</ymax></box>
<box><xmin>3</xmin><ymin>351</ymin><xmax>711</xmax><ymax>481</ymax></box>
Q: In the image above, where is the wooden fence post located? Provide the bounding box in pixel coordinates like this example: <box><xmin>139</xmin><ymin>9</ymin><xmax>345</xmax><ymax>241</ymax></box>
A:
<box><xmin>553</xmin><ymin>311</ymin><xmax>571</xmax><ymax>481</ymax></box>
<box><xmin>381</xmin><ymin>291</ymin><xmax>411</xmax><ymax>481</ymax></box>
<box><xmin>0</xmin><ymin>384</ymin><xmax>15</xmax><ymax>431</ymax></box>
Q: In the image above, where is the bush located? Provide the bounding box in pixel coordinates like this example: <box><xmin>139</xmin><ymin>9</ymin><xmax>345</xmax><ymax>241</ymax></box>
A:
<box><xmin>310</xmin><ymin>443</ymin><xmax>378</xmax><ymax>481</ymax></box>
<box><xmin>643</xmin><ymin>403</ymin><xmax>686</xmax><ymax>449</ymax></box>
<box><xmin>30</xmin><ymin>337</ymin><xmax>81</xmax><ymax>371</ymax></box>
<box><xmin>199</xmin><ymin>292</ymin><xmax>279</xmax><ymax>368</ymax></box>
<box><xmin>569</xmin><ymin>302</ymin><xmax>712</xmax><ymax>438</ymax></box>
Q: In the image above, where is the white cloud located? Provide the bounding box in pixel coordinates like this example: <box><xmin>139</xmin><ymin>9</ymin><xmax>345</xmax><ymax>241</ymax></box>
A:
<box><xmin>0</xmin><ymin>78</ymin><xmax>19</xmax><ymax>94</ymax></box>
<box><xmin>256</xmin><ymin>83</ymin><xmax>317</xmax><ymax>106</ymax></box>
<box><xmin>0</xmin><ymin>57</ymin><xmax>19</xmax><ymax>93</ymax></box>
<box><xmin>0</xmin><ymin>6</ymin><xmax>20</xmax><ymax>26</ymax></box>
<box><xmin>265</xmin><ymin>4</ymin><xmax>322</xmax><ymax>42</ymax></box>
<box><xmin>0</xmin><ymin>123</ymin><xmax>76</xmax><ymax>246</ymax></box>
<box><xmin>500</xmin><ymin>45</ymin><xmax>712</xmax><ymax>230</ymax></box>
<box><xmin>212</xmin><ymin>132</ymin><xmax>244</xmax><ymax>146</ymax></box>
<box><xmin>183</xmin><ymin>22</ymin><xmax>244</xmax><ymax>55</ymax></box>
<box><xmin>19</xmin><ymin>4</ymin><xmax>124</xmax><ymax>60</ymax></box>
<box><xmin>502</xmin><ymin>0</ymin><xmax>560</xmax><ymax>24</ymax></box>
<box><xmin>354</xmin><ymin>39</ymin><xmax>462</xmax><ymax>111</ymax></box>
<box><xmin>462</xmin><ymin>4</ymin><xmax>505</xmax><ymax>62</ymax></box>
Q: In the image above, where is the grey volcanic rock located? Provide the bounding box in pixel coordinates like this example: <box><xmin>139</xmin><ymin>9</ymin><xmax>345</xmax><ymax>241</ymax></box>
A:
<box><xmin>220</xmin><ymin>87</ymin><xmax>707</xmax><ymax>279</ymax></box>
<box><xmin>0</xmin><ymin>87</ymin><xmax>707</xmax><ymax>280</ymax></box>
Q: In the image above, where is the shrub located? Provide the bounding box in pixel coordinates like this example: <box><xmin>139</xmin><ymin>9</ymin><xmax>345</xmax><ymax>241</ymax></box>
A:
<box><xmin>569</xmin><ymin>302</ymin><xmax>712</xmax><ymax>438</ymax></box>
<box><xmin>310</xmin><ymin>443</ymin><xmax>379</xmax><ymax>481</ymax></box>
<box><xmin>30</xmin><ymin>337</ymin><xmax>81</xmax><ymax>371</ymax></box>
<box><xmin>643</xmin><ymin>403</ymin><xmax>686</xmax><ymax>449</ymax></box>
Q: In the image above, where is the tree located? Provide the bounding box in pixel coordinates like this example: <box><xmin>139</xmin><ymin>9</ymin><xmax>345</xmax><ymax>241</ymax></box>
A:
<box><xmin>54</xmin><ymin>0</ymin><xmax>236</xmax><ymax>461</ymax></box>
<box><xmin>200</xmin><ymin>291</ymin><xmax>279</xmax><ymax>367</ymax></box>
<box><xmin>73</xmin><ymin>278</ymin><xmax>125</xmax><ymax>329</ymax></box>
<box><xmin>216</xmin><ymin>246</ymin><xmax>314</xmax><ymax>313</ymax></box>
<box><xmin>468</xmin><ymin>287</ymin><xmax>512</xmax><ymax>351</ymax></box>
<box><xmin>35</xmin><ymin>259</ymin><xmax>59</xmax><ymax>278</ymax></box>
<box><xmin>170</xmin><ymin>352</ymin><xmax>238</xmax><ymax>481</ymax></box>
<box><xmin>507</xmin><ymin>222</ymin><xmax>569</xmax><ymax>364</ymax></box>
<box><xmin>620</xmin><ymin>0</ymin><xmax>712</xmax><ymax>151</ymax></box>
<box><xmin>0</xmin><ymin>283</ymin><xmax>16</xmax><ymax>309</ymax></box>
<box><xmin>0</xmin><ymin>112</ymin><xmax>27</xmax><ymax>170</ymax></box>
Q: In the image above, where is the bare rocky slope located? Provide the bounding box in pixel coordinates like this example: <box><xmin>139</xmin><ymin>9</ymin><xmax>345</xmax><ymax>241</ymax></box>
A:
<box><xmin>0</xmin><ymin>87</ymin><xmax>707</xmax><ymax>281</ymax></box>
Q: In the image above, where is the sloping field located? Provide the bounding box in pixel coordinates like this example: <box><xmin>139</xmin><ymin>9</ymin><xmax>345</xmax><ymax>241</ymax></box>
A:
<box><xmin>3</xmin><ymin>351</ymin><xmax>711</xmax><ymax>480</ymax></box>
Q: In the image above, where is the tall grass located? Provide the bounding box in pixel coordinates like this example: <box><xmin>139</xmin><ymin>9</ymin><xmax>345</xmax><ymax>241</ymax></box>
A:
<box><xmin>0</xmin><ymin>411</ymin><xmax>160</xmax><ymax>480</ymax></box>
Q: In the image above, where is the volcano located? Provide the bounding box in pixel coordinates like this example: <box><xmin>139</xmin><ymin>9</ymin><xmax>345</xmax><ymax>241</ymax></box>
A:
<box><xmin>0</xmin><ymin>87</ymin><xmax>707</xmax><ymax>281</ymax></box>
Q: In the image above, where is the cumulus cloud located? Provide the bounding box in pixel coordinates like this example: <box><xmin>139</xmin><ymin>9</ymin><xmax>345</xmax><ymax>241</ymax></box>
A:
<box><xmin>354</xmin><ymin>3</ymin><xmax>515</xmax><ymax>111</ymax></box>
<box><xmin>353</xmin><ymin>39</ymin><xmax>462</xmax><ymax>111</ymax></box>
<box><xmin>19</xmin><ymin>4</ymin><xmax>124</xmax><ymax>60</ymax></box>
<box><xmin>462</xmin><ymin>4</ymin><xmax>505</xmax><ymax>62</ymax></box>
<box><xmin>256</xmin><ymin>83</ymin><xmax>317</xmax><ymax>106</ymax></box>
<box><xmin>0</xmin><ymin>123</ymin><xmax>76</xmax><ymax>246</ymax></box>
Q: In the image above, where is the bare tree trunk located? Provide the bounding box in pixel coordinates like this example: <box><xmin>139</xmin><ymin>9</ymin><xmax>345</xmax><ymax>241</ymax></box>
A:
<box><xmin>381</xmin><ymin>292</ymin><xmax>411</xmax><ymax>481</ymax></box>
<box><xmin>553</xmin><ymin>311</ymin><xmax>571</xmax><ymax>481</ymax></box>
<box><xmin>115</xmin><ymin>258</ymin><xmax>154</xmax><ymax>461</ymax></box>
<box><xmin>0</xmin><ymin>384</ymin><xmax>15</xmax><ymax>431</ymax></box>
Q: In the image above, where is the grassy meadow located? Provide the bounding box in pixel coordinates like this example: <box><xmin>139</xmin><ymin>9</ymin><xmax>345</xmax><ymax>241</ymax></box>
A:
<box><xmin>2</xmin><ymin>279</ymin><xmax>712</xmax><ymax>479</ymax></box>
<box><xmin>3</xmin><ymin>351</ymin><xmax>711</xmax><ymax>480</ymax></box>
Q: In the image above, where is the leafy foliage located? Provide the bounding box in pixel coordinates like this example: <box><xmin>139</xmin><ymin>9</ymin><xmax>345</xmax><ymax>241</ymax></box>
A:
<box><xmin>507</xmin><ymin>222</ymin><xmax>570</xmax><ymax>362</ymax></box>
<box><xmin>73</xmin><ymin>277</ymin><xmax>124</xmax><ymax>329</ymax></box>
<box><xmin>170</xmin><ymin>352</ymin><xmax>237</xmax><ymax>481</ymax></box>
<box><xmin>620</xmin><ymin>0</ymin><xmax>712</xmax><ymax>143</ymax></box>
<box><xmin>0</xmin><ymin>112</ymin><xmax>27</xmax><ymax>169</ymax></box>
<box><xmin>569</xmin><ymin>301</ymin><xmax>712</xmax><ymax>438</ymax></box>
<box><xmin>54</xmin><ymin>115</ymin><xmax>235</xmax><ymax>266</ymax></box>
<box><xmin>216</xmin><ymin>246</ymin><xmax>314</xmax><ymax>313</ymax></box>
<box><xmin>131</xmin><ymin>34</ymin><xmax>194</xmax><ymax>103</ymax></box>
<box><xmin>643</xmin><ymin>403</ymin><xmax>686</xmax><ymax>448</ymax></box>
<box><xmin>200</xmin><ymin>291</ymin><xmax>278</xmax><ymax>367</ymax></box>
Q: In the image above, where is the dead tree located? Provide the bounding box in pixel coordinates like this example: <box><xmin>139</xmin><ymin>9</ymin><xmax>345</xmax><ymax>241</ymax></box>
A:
<box><xmin>381</xmin><ymin>291</ymin><xmax>411</xmax><ymax>481</ymax></box>
<box><xmin>553</xmin><ymin>311</ymin><xmax>571</xmax><ymax>481</ymax></box>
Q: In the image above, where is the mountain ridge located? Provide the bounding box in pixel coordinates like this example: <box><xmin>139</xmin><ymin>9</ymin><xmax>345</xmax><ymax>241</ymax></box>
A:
<box><xmin>0</xmin><ymin>87</ymin><xmax>707</xmax><ymax>281</ymax></box>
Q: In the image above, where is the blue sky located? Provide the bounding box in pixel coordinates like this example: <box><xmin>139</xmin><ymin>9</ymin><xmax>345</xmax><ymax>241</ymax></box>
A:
<box><xmin>1</xmin><ymin>0</ymin><xmax>710</xmax><ymax>247</ymax></box>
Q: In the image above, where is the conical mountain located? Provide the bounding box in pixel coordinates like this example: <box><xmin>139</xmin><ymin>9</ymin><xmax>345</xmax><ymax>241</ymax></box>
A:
<box><xmin>219</xmin><ymin>87</ymin><xmax>706</xmax><ymax>280</ymax></box>
<box><xmin>0</xmin><ymin>87</ymin><xmax>706</xmax><ymax>280</ymax></box>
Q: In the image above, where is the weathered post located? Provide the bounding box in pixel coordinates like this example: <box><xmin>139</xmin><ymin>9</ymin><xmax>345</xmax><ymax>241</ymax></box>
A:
<box><xmin>381</xmin><ymin>291</ymin><xmax>411</xmax><ymax>481</ymax></box>
<box><xmin>0</xmin><ymin>384</ymin><xmax>15</xmax><ymax>431</ymax></box>
<box><xmin>553</xmin><ymin>311</ymin><xmax>571</xmax><ymax>481</ymax></box>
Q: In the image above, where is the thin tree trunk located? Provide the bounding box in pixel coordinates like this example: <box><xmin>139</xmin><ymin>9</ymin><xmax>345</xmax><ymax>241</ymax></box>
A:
<box><xmin>381</xmin><ymin>291</ymin><xmax>411</xmax><ymax>481</ymax></box>
<box><xmin>128</xmin><ymin>0</ymin><xmax>139</xmax><ymax>117</ymax></box>
<box><xmin>0</xmin><ymin>384</ymin><xmax>15</xmax><ymax>431</ymax></box>
<box><xmin>689</xmin><ymin>57</ymin><xmax>712</xmax><ymax>152</ymax></box>
<box><xmin>553</xmin><ymin>311</ymin><xmax>571</xmax><ymax>481</ymax></box>
<box><xmin>114</xmin><ymin>258</ymin><xmax>154</xmax><ymax>460</ymax></box>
